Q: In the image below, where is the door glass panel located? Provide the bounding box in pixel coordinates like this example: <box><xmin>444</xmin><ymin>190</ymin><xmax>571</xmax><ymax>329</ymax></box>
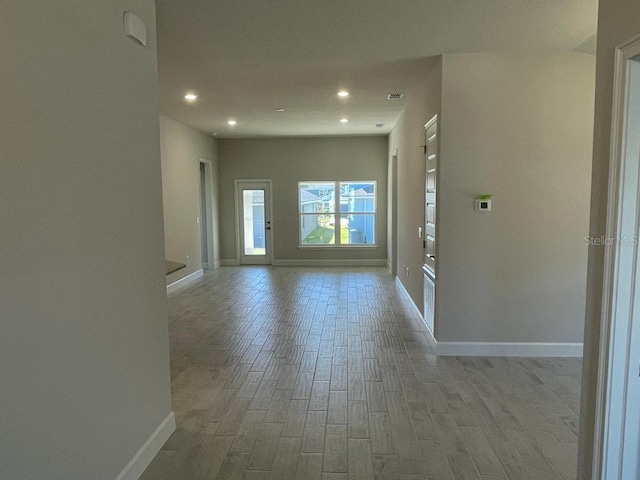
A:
<box><xmin>299</xmin><ymin>182</ymin><xmax>336</xmax><ymax>244</ymax></box>
<box><xmin>339</xmin><ymin>182</ymin><xmax>376</xmax><ymax>212</ymax></box>
<box><xmin>340</xmin><ymin>214</ymin><xmax>375</xmax><ymax>244</ymax></box>
<box><xmin>301</xmin><ymin>214</ymin><xmax>335</xmax><ymax>244</ymax></box>
<box><xmin>242</xmin><ymin>189</ymin><xmax>266</xmax><ymax>255</ymax></box>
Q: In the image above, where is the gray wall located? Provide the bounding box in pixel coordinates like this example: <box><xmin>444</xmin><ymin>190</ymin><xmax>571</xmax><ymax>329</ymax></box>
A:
<box><xmin>218</xmin><ymin>136</ymin><xmax>388</xmax><ymax>262</ymax></box>
<box><xmin>579</xmin><ymin>1</ymin><xmax>640</xmax><ymax>476</ymax></box>
<box><xmin>388</xmin><ymin>58</ymin><xmax>442</xmax><ymax>309</ymax></box>
<box><xmin>437</xmin><ymin>52</ymin><xmax>595</xmax><ymax>344</ymax></box>
<box><xmin>160</xmin><ymin>116</ymin><xmax>220</xmax><ymax>284</ymax></box>
<box><xmin>0</xmin><ymin>2</ymin><xmax>173</xmax><ymax>479</ymax></box>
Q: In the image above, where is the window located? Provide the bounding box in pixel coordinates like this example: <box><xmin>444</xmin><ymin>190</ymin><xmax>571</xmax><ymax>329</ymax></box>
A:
<box><xmin>299</xmin><ymin>181</ymin><xmax>376</xmax><ymax>246</ymax></box>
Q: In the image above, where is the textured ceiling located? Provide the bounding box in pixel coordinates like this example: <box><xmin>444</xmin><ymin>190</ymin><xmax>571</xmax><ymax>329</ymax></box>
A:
<box><xmin>155</xmin><ymin>0</ymin><xmax>598</xmax><ymax>138</ymax></box>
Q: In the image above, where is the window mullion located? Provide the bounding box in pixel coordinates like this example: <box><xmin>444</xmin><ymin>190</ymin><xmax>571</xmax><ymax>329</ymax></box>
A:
<box><xmin>336</xmin><ymin>181</ymin><xmax>341</xmax><ymax>245</ymax></box>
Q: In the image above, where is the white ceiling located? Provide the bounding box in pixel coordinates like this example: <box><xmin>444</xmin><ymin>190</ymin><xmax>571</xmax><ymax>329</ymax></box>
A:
<box><xmin>155</xmin><ymin>0</ymin><xmax>598</xmax><ymax>138</ymax></box>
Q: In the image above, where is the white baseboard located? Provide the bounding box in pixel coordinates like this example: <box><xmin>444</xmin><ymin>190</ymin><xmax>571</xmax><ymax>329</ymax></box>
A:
<box><xmin>272</xmin><ymin>259</ymin><xmax>387</xmax><ymax>267</ymax></box>
<box><xmin>115</xmin><ymin>411</ymin><xmax>175</xmax><ymax>480</ymax></box>
<box><xmin>214</xmin><ymin>260</ymin><xmax>222</xmax><ymax>269</ymax></box>
<box><xmin>220</xmin><ymin>259</ymin><xmax>240</xmax><ymax>266</ymax></box>
<box><xmin>392</xmin><ymin>277</ymin><xmax>582</xmax><ymax>358</ymax></box>
<box><xmin>393</xmin><ymin>276</ymin><xmax>439</xmax><ymax>347</ymax></box>
<box><xmin>423</xmin><ymin>323</ymin><xmax>437</xmax><ymax>347</ymax></box>
<box><xmin>386</xmin><ymin>260</ymin><xmax>392</xmax><ymax>274</ymax></box>
<box><xmin>166</xmin><ymin>269</ymin><xmax>203</xmax><ymax>295</ymax></box>
<box><xmin>394</xmin><ymin>276</ymin><xmax>423</xmax><ymax>321</ymax></box>
<box><xmin>435</xmin><ymin>341</ymin><xmax>584</xmax><ymax>357</ymax></box>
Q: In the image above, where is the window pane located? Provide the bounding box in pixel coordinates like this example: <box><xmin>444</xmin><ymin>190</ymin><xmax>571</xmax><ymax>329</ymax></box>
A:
<box><xmin>242</xmin><ymin>189</ymin><xmax>266</xmax><ymax>255</ymax></box>
<box><xmin>301</xmin><ymin>214</ymin><xmax>335</xmax><ymax>244</ymax></box>
<box><xmin>340</xmin><ymin>182</ymin><xmax>375</xmax><ymax>213</ymax></box>
<box><xmin>340</xmin><ymin>214</ymin><xmax>375</xmax><ymax>244</ymax></box>
<box><xmin>299</xmin><ymin>182</ymin><xmax>335</xmax><ymax>213</ymax></box>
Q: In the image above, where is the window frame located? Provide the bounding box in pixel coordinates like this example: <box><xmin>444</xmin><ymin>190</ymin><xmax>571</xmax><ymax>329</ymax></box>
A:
<box><xmin>298</xmin><ymin>180</ymin><xmax>378</xmax><ymax>248</ymax></box>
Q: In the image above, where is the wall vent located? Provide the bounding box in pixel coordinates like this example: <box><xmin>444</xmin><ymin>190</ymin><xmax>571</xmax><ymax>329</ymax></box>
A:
<box><xmin>387</xmin><ymin>93</ymin><xmax>404</xmax><ymax>100</ymax></box>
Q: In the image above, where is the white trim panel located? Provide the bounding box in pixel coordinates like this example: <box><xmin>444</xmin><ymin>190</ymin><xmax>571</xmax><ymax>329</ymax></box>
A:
<box><xmin>214</xmin><ymin>260</ymin><xmax>222</xmax><ymax>269</ymax></box>
<box><xmin>115</xmin><ymin>411</ymin><xmax>176</xmax><ymax>480</ymax></box>
<box><xmin>394</xmin><ymin>276</ymin><xmax>423</xmax><ymax>320</ymax></box>
<box><xmin>436</xmin><ymin>342</ymin><xmax>583</xmax><ymax>357</ymax></box>
<box><xmin>166</xmin><ymin>269</ymin><xmax>203</xmax><ymax>295</ymax></box>
<box><xmin>394</xmin><ymin>276</ymin><xmax>437</xmax><ymax>346</ymax></box>
<box><xmin>272</xmin><ymin>259</ymin><xmax>386</xmax><ymax>267</ymax></box>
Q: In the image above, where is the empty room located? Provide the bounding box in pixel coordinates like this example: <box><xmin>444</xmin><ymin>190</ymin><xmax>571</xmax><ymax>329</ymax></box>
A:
<box><xmin>2</xmin><ymin>1</ymin><xmax>640</xmax><ymax>480</ymax></box>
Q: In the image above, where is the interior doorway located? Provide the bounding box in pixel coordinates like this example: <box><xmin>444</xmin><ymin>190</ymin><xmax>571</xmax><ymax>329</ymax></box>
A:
<box><xmin>199</xmin><ymin>159</ymin><xmax>214</xmax><ymax>270</ymax></box>
<box><xmin>594</xmin><ymin>34</ymin><xmax>640</xmax><ymax>479</ymax></box>
<box><xmin>235</xmin><ymin>179</ymin><xmax>273</xmax><ymax>265</ymax></box>
<box><xmin>389</xmin><ymin>149</ymin><xmax>398</xmax><ymax>275</ymax></box>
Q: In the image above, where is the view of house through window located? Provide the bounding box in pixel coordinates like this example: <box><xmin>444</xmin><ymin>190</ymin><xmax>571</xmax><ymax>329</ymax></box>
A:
<box><xmin>299</xmin><ymin>181</ymin><xmax>376</xmax><ymax>245</ymax></box>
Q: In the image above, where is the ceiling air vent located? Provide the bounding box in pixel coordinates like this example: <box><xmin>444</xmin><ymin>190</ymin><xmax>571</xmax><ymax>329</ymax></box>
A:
<box><xmin>387</xmin><ymin>92</ymin><xmax>404</xmax><ymax>100</ymax></box>
<box><xmin>375</xmin><ymin>123</ymin><xmax>385</xmax><ymax>128</ymax></box>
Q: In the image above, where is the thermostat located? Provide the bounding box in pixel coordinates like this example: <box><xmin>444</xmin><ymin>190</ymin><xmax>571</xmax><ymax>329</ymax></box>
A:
<box><xmin>475</xmin><ymin>198</ymin><xmax>492</xmax><ymax>212</ymax></box>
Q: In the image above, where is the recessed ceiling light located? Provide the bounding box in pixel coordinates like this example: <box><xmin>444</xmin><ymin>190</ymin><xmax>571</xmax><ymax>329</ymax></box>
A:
<box><xmin>376</xmin><ymin>123</ymin><xmax>385</xmax><ymax>128</ymax></box>
<box><xmin>227</xmin><ymin>120</ymin><xmax>237</xmax><ymax>126</ymax></box>
<box><xmin>184</xmin><ymin>93</ymin><xmax>198</xmax><ymax>101</ymax></box>
<box><xmin>337</xmin><ymin>91</ymin><xmax>350</xmax><ymax>98</ymax></box>
<box><xmin>276</xmin><ymin>108</ymin><xmax>285</xmax><ymax>112</ymax></box>
<box><xmin>340</xmin><ymin>118</ymin><xmax>349</xmax><ymax>123</ymax></box>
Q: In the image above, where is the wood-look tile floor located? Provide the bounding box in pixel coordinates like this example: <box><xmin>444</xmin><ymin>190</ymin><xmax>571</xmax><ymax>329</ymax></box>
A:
<box><xmin>141</xmin><ymin>267</ymin><xmax>582</xmax><ymax>480</ymax></box>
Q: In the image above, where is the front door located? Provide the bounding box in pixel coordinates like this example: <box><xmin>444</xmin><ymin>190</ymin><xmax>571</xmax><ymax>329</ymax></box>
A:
<box><xmin>236</xmin><ymin>180</ymin><xmax>272</xmax><ymax>265</ymax></box>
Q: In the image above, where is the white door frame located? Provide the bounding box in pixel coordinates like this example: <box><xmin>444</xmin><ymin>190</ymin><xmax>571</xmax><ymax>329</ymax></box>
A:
<box><xmin>389</xmin><ymin>149</ymin><xmax>399</xmax><ymax>275</ymax></box>
<box><xmin>234</xmin><ymin>179</ymin><xmax>273</xmax><ymax>265</ymax></box>
<box><xmin>199</xmin><ymin>158</ymin><xmax>215</xmax><ymax>269</ymax></box>
<box><xmin>593</xmin><ymin>32</ymin><xmax>640</xmax><ymax>479</ymax></box>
